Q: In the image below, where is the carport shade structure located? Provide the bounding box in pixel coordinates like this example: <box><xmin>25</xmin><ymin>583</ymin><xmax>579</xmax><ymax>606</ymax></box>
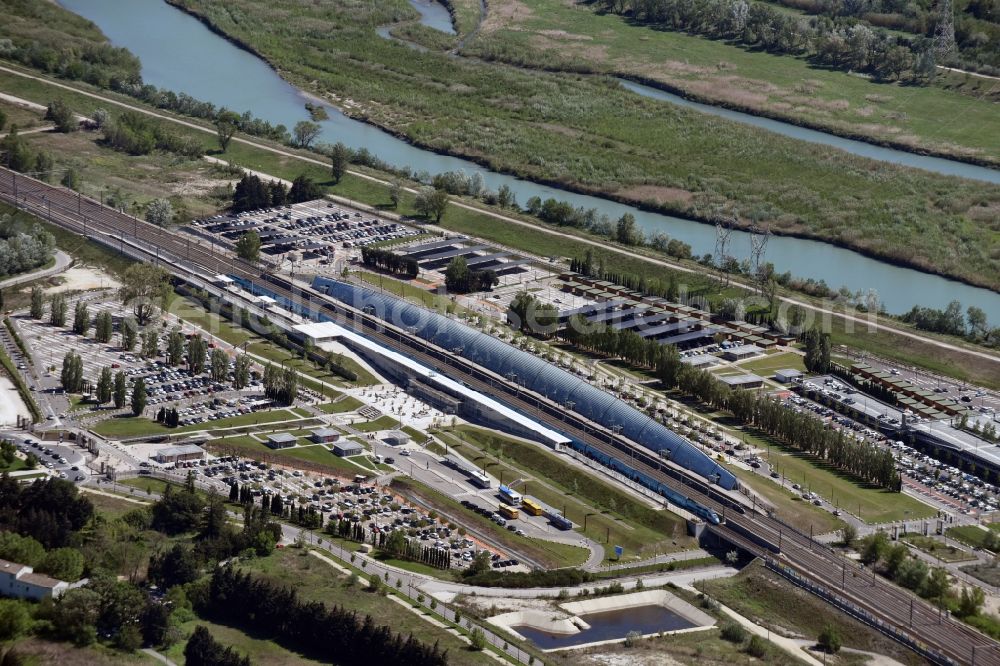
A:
<box><xmin>311</xmin><ymin>277</ymin><xmax>737</xmax><ymax>490</ymax></box>
<box><xmin>402</xmin><ymin>237</ymin><xmax>467</xmax><ymax>256</ymax></box>
<box><xmin>416</xmin><ymin>245</ymin><xmax>489</xmax><ymax>264</ymax></box>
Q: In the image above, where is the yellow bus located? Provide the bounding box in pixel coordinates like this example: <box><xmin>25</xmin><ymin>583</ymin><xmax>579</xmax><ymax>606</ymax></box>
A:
<box><xmin>498</xmin><ymin>503</ymin><xmax>519</xmax><ymax>520</ymax></box>
<box><xmin>521</xmin><ymin>498</ymin><xmax>543</xmax><ymax>516</ymax></box>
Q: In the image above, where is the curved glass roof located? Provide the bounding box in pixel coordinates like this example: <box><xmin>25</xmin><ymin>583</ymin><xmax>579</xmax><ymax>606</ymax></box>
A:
<box><xmin>315</xmin><ymin>278</ymin><xmax>737</xmax><ymax>490</ymax></box>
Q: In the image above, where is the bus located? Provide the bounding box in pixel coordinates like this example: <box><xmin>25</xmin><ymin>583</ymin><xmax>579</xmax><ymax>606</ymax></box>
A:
<box><xmin>498</xmin><ymin>485</ymin><xmax>522</xmax><ymax>505</ymax></box>
<box><xmin>521</xmin><ymin>498</ymin><xmax>543</xmax><ymax>516</ymax></box>
<box><xmin>498</xmin><ymin>503</ymin><xmax>519</xmax><ymax>520</ymax></box>
<box><xmin>550</xmin><ymin>512</ymin><xmax>573</xmax><ymax>531</ymax></box>
<box><xmin>468</xmin><ymin>470</ymin><xmax>492</xmax><ymax>489</ymax></box>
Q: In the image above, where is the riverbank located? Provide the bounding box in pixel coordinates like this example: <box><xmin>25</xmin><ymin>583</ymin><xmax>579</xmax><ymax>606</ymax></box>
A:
<box><xmin>147</xmin><ymin>0</ymin><xmax>999</xmax><ymax>293</ymax></box>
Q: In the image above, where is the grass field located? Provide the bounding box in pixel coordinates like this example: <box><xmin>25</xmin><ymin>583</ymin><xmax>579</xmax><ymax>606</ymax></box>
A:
<box><xmin>93</xmin><ymin>408</ymin><xmax>300</xmax><ymax>438</ymax></box>
<box><xmin>728</xmin><ymin>465</ymin><xmax>843</xmax><ymax>535</ymax></box>
<box><xmin>945</xmin><ymin>525</ymin><xmax>994</xmax><ymax>550</ymax></box>
<box><xmin>439</xmin><ymin>425</ymin><xmax>696</xmax><ymax>560</ymax></box>
<box><xmin>697</xmin><ymin>561</ymin><xmax>925</xmax><ymax>665</ymax></box>
<box><xmin>226</xmin><ymin>547</ymin><xmax>496</xmax><ymax>665</ymax></box>
<box><xmin>902</xmin><ymin>534</ymin><xmax>977</xmax><ymax>563</ymax></box>
<box><xmin>208</xmin><ymin>435</ymin><xmax>368</xmax><ymax>476</ymax></box>
<box><xmin>736</xmin><ymin>351</ymin><xmax>806</xmax><ymax>376</ymax></box>
<box><xmin>352</xmin><ymin>415</ymin><xmax>401</xmax><ymax>432</ymax></box>
<box><xmin>0</xmin><ymin>98</ymin><xmax>43</xmax><ymax>129</ymax></box>
<box><xmin>316</xmin><ymin>396</ymin><xmax>364</xmax><ymax>413</ymax></box>
<box><xmin>745</xmin><ymin>429</ymin><xmax>935</xmax><ymax>524</ymax></box>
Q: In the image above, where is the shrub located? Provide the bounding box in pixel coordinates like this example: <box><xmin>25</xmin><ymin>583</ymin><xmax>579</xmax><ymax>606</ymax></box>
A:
<box><xmin>818</xmin><ymin>625</ymin><xmax>842</xmax><ymax>653</ymax></box>
<box><xmin>720</xmin><ymin>621</ymin><xmax>748</xmax><ymax>643</ymax></box>
<box><xmin>746</xmin><ymin>635</ymin><xmax>768</xmax><ymax>658</ymax></box>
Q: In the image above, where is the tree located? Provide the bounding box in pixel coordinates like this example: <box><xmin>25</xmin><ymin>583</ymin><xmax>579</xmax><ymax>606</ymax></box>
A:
<box><xmin>113</xmin><ymin>371</ymin><xmax>127</xmax><ymax>409</ymax></box>
<box><xmin>145</xmin><ymin>198</ymin><xmax>173</xmax><ymax>227</ymax></box>
<box><xmin>39</xmin><ymin>547</ymin><xmax>84</xmax><ymax>581</ymax></box>
<box><xmin>389</xmin><ymin>179</ymin><xmax>402</xmax><ymax>209</ymax></box>
<box><xmin>0</xmin><ymin>599</ymin><xmax>30</xmax><ymax>641</ymax></box>
<box><xmin>414</xmin><ymin>186</ymin><xmax>448</xmax><ymax>222</ymax></box>
<box><xmin>210</xmin><ymin>349</ymin><xmax>228</xmax><ymax>383</ymax></box>
<box><xmin>131</xmin><ymin>377</ymin><xmax>147</xmax><ymax>416</ymax></box>
<box><xmin>49</xmin><ymin>587</ymin><xmax>100</xmax><ymax>646</ymax></box>
<box><xmin>121</xmin><ymin>317</ymin><xmax>138</xmax><ymax>351</ymax></box>
<box><xmin>141</xmin><ymin>329</ymin><xmax>159</xmax><ymax>359</ymax></box>
<box><xmin>166</xmin><ymin>327</ymin><xmax>185</xmax><ymax>366</ymax></box>
<box><xmin>292</xmin><ymin>120</ymin><xmax>322</xmax><ymax>148</ymax></box>
<box><xmin>330</xmin><ymin>142</ymin><xmax>351</xmax><ymax>183</ymax></box>
<box><xmin>444</xmin><ymin>256</ymin><xmax>470</xmax><ymax>293</ymax></box>
<box><xmin>235</xmin><ymin>230</ymin><xmax>261</xmax><ymax>263</ymax></box>
<box><xmin>72</xmin><ymin>300</ymin><xmax>90</xmax><ymax>336</ymax></box>
<box><xmin>34</xmin><ymin>152</ymin><xmax>54</xmax><ymax>181</ymax></box>
<box><xmin>29</xmin><ymin>285</ymin><xmax>44</xmax><ymax>319</ymax></box>
<box><xmin>50</xmin><ymin>293</ymin><xmax>67</xmax><ymax>327</ymax></box>
<box><xmin>0</xmin><ymin>126</ymin><xmax>35</xmax><ymax>173</ymax></box>
<box><xmin>615</xmin><ymin>213</ymin><xmax>642</xmax><ymax>245</ymax></box>
<box><xmin>60</xmin><ymin>351</ymin><xmax>83</xmax><ymax>392</ymax></box>
<box><xmin>958</xmin><ymin>585</ymin><xmax>985</xmax><ymax>618</ymax></box>
<box><xmin>839</xmin><ymin>523</ymin><xmax>857</xmax><ymax>548</ymax></box>
<box><xmin>215</xmin><ymin>110</ymin><xmax>240</xmax><ymax>152</ymax></box>
<box><xmin>469</xmin><ymin>627</ymin><xmax>487</xmax><ymax>651</ymax></box>
<box><xmin>61</xmin><ymin>167</ymin><xmax>79</xmax><ymax>191</ymax></box>
<box><xmin>96</xmin><ymin>366</ymin><xmax>113</xmax><ymax>404</ymax></box>
<box><xmin>119</xmin><ymin>264</ymin><xmax>170</xmax><ymax>325</ymax></box>
<box><xmin>817</xmin><ymin>625</ymin><xmax>841</xmax><ymax>653</ymax></box>
<box><xmin>497</xmin><ymin>184</ymin><xmax>516</xmax><ymax>209</ymax></box>
<box><xmin>188</xmin><ymin>335</ymin><xmax>207</xmax><ymax>375</ymax></box>
<box><xmin>289</xmin><ymin>174</ymin><xmax>322</xmax><ymax>202</ymax></box>
<box><xmin>149</xmin><ymin>544</ymin><xmax>200</xmax><ymax>589</ymax></box>
<box><xmin>185</xmin><ymin>625</ymin><xmax>251</xmax><ymax>666</ymax></box>
<box><xmin>45</xmin><ymin>100</ymin><xmax>77</xmax><ymax>133</ymax></box>
<box><xmin>968</xmin><ymin>306</ymin><xmax>989</xmax><ymax>340</ymax></box>
<box><xmin>924</xmin><ymin>567</ymin><xmax>950</xmax><ymax>604</ymax></box>
<box><xmin>94</xmin><ymin>310</ymin><xmax>113</xmax><ymax>343</ymax></box>
<box><xmin>233</xmin><ymin>354</ymin><xmax>250</xmax><ymax>390</ymax></box>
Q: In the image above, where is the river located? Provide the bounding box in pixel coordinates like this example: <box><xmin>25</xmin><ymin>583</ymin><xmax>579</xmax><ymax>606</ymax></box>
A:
<box><xmin>57</xmin><ymin>0</ymin><xmax>1000</xmax><ymax>319</ymax></box>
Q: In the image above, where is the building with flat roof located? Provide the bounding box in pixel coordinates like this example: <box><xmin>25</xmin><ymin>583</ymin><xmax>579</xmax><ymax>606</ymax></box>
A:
<box><xmin>720</xmin><ymin>374</ymin><xmax>765</xmax><ymax>389</ymax></box>
<box><xmin>310</xmin><ymin>428</ymin><xmax>340</xmax><ymax>444</ymax></box>
<box><xmin>154</xmin><ymin>444</ymin><xmax>205</xmax><ymax>464</ymax></box>
<box><xmin>332</xmin><ymin>441</ymin><xmax>364</xmax><ymax>457</ymax></box>
<box><xmin>266</xmin><ymin>433</ymin><xmax>297</xmax><ymax>449</ymax></box>
<box><xmin>774</xmin><ymin>368</ymin><xmax>803</xmax><ymax>383</ymax></box>
<box><xmin>383</xmin><ymin>430</ymin><xmax>409</xmax><ymax>446</ymax></box>
<box><xmin>722</xmin><ymin>344</ymin><xmax>764</xmax><ymax>361</ymax></box>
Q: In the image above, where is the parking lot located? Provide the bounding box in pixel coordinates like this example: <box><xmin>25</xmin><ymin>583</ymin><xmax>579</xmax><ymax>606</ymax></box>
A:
<box><xmin>144</xmin><ymin>451</ymin><xmax>516</xmax><ymax>571</ymax></box>
<box><xmin>190</xmin><ymin>199</ymin><xmax>422</xmax><ymax>274</ymax></box>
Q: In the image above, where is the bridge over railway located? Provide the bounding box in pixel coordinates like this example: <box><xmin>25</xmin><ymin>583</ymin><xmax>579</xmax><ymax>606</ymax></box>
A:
<box><xmin>1</xmin><ymin>167</ymin><xmax>997</xmax><ymax>665</ymax></box>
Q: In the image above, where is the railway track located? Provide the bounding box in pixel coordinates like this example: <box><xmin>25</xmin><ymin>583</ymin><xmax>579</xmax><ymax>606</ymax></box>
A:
<box><xmin>1</xmin><ymin>167</ymin><xmax>996</xmax><ymax>665</ymax></box>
